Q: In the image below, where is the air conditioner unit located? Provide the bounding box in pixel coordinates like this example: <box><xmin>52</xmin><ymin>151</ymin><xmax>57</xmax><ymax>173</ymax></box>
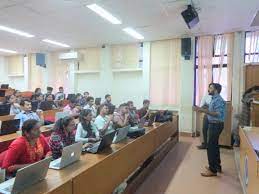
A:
<box><xmin>59</xmin><ymin>51</ymin><xmax>82</xmax><ymax>60</ymax></box>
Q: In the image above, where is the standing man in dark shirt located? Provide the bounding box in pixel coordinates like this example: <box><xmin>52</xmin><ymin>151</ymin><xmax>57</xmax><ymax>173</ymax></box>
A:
<box><xmin>197</xmin><ymin>83</ymin><xmax>226</xmax><ymax>177</ymax></box>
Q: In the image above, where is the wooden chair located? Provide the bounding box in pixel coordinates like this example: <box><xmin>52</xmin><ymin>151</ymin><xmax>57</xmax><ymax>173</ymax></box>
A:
<box><xmin>0</xmin><ymin>115</ymin><xmax>15</xmax><ymax>121</ymax></box>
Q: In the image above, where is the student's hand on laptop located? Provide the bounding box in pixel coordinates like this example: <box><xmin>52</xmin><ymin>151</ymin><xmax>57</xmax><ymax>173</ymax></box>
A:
<box><xmin>88</xmin><ymin>138</ymin><xmax>99</xmax><ymax>143</ymax></box>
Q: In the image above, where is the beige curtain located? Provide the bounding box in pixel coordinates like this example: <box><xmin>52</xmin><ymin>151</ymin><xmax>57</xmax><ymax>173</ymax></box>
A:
<box><xmin>214</xmin><ymin>33</ymin><xmax>234</xmax><ymax>101</ymax></box>
<box><xmin>196</xmin><ymin>36</ymin><xmax>213</xmax><ymax>104</ymax></box>
<box><xmin>150</xmin><ymin>39</ymin><xmax>181</xmax><ymax>106</ymax></box>
<box><xmin>247</xmin><ymin>31</ymin><xmax>259</xmax><ymax>63</ymax></box>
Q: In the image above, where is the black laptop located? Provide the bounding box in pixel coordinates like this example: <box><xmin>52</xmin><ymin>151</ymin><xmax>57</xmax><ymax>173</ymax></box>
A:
<box><xmin>83</xmin><ymin>131</ymin><xmax>116</xmax><ymax>154</ymax></box>
<box><xmin>0</xmin><ymin>84</ymin><xmax>9</xmax><ymax>89</ymax></box>
<box><xmin>0</xmin><ymin>90</ymin><xmax>5</xmax><ymax>97</ymax></box>
<box><xmin>0</xmin><ymin>119</ymin><xmax>20</xmax><ymax>135</ymax></box>
<box><xmin>0</xmin><ymin>104</ymin><xmax>11</xmax><ymax>116</ymax></box>
<box><xmin>95</xmin><ymin>98</ymin><xmax>101</xmax><ymax>106</ymax></box>
<box><xmin>67</xmin><ymin>94</ymin><xmax>76</xmax><ymax>100</ymax></box>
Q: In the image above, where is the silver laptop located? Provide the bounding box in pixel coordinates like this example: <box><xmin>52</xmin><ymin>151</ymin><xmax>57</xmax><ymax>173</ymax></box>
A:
<box><xmin>49</xmin><ymin>142</ymin><xmax>83</xmax><ymax>170</ymax></box>
<box><xmin>113</xmin><ymin>126</ymin><xmax>129</xmax><ymax>144</ymax></box>
<box><xmin>55</xmin><ymin>111</ymin><xmax>70</xmax><ymax>122</ymax></box>
<box><xmin>0</xmin><ymin>157</ymin><xmax>51</xmax><ymax>194</ymax></box>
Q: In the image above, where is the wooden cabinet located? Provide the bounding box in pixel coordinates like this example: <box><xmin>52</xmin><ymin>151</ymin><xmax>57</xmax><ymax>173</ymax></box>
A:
<box><xmin>245</xmin><ymin>65</ymin><xmax>259</xmax><ymax>90</ymax></box>
<box><xmin>251</xmin><ymin>102</ymin><xmax>259</xmax><ymax>127</ymax></box>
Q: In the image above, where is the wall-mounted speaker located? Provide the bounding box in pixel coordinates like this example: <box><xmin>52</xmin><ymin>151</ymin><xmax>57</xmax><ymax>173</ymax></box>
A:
<box><xmin>181</xmin><ymin>38</ymin><xmax>191</xmax><ymax>60</ymax></box>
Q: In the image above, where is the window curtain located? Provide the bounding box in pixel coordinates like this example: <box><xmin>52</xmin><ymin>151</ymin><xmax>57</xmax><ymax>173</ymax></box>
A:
<box><xmin>196</xmin><ymin>36</ymin><xmax>213</xmax><ymax>105</ymax></box>
<box><xmin>214</xmin><ymin>33</ymin><xmax>234</xmax><ymax>101</ymax></box>
<box><xmin>150</xmin><ymin>39</ymin><xmax>181</xmax><ymax>106</ymax></box>
<box><xmin>247</xmin><ymin>31</ymin><xmax>259</xmax><ymax>63</ymax></box>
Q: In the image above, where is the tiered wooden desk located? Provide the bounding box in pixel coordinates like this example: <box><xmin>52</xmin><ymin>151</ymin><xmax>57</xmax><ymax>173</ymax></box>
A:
<box><xmin>19</xmin><ymin>115</ymin><xmax>179</xmax><ymax>194</ymax></box>
<box><xmin>239</xmin><ymin>127</ymin><xmax>259</xmax><ymax>194</ymax></box>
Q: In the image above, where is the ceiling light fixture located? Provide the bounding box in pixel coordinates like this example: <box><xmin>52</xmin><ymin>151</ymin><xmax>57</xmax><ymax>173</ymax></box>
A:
<box><xmin>0</xmin><ymin>48</ymin><xmax>17</xmax><ymax>54</ymax></box>
<box><xmin>0</xmin><ymin>25</ymin><xmax>34</xmax><ymax>38</ymax></box>
<box><xmin>123</xmin><ymin>28</ymin><xmax>144</xmax><ymax>40</ymax></box>
<box><xmin>42</xmin><ymin>39</ymin><xmax>70</xmax><ymax>48</ymax></box>
<box><xmin>87</xmin><ymin>4</ymin><xmax>122</xmax><ymax>25</ymax></box>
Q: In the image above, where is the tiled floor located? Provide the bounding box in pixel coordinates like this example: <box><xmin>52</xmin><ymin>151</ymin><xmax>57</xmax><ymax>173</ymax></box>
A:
<box><xmin>134</xmin><ymin>137</ymin><xmax>243</xmax><ymax>194</ymax></box>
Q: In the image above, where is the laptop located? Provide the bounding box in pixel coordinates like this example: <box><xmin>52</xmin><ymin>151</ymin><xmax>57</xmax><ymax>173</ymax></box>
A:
<box><xmin>67</xmin><ymin>94</ymin><xmax>76</xmax><ymax>100</ymax></box>
<box><xmin>95</xmin><ymin>98</ymin><xmax>101</xmax><ymax>106</ymax></box>
<box><xmin>1</xmin><ymin>84</ymin><xmax>9</xmax><ymax>89</ymax></box>
<box><xmin>113</xmin><ymin>126</ymin><xmax>129</xmax><ymax>144</ymax></box>
<box><xmin>108</xmin><ymin>105</ymin><xmax>116</xmax><ymax>115</ymax></box>
<box><xmin>0</xmin><ymin>90</ymin><xmax>6</xmax><ymax>97</ymax></box>
<box><xmin>49</xmin><ymin>142</ymin><xmax>83</xmax><ymax>170</ymax></box>
<box><xmin>0</xmin><ymin>104</ymin><xmax>11</xmax><ymax>116</ymax></box>
<box><xmin>0</xmin><ymin>119</ymin><xmax>20</xmax><ymax>136</ymax></box>
<box><xmin>55</xmin><ymin>111</ymin><xmax>69</xmax><ymax>122</ymax></box>
<box><xmin>31</xmin><ymin>101</ymin><xmax>39</xmax><ymax>112</ymax></box>
<box><xmin>84</xmin><ymin>131</ymin><xmax>116</xmax><ymax>154</ymax></box>
<box><xmin>0</xmin><ymin>157</ymin><xmax>51</xmax><ymax>194</ymax></box>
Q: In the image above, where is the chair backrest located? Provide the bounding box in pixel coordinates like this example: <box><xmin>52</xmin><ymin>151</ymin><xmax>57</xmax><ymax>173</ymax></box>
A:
<box><xmin>0</xmin><ymin>114</ymin><xmax>15</xmax><ymax>121</ymax></box>
<box><xmin>20</xmin><ymin>91</ymin><xmax>34</xmax><ymax>99</ymax></box>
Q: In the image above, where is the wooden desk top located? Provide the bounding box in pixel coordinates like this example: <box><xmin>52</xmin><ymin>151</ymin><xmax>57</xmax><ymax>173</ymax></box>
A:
<box><xmin>242</xmin><ymin>127</ymin><xmax>259</xmax><ymax>151</ymax></box>
<box><xmin>19</xmin><ymin>117</ymin><xmax>178</xmax><ymax>194</ymax></box>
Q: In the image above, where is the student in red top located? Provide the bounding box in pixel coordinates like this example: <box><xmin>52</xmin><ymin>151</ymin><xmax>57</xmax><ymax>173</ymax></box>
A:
<box><xmin>0</xmin><ymin>119</ymin><xmax>51</xmax><ymax>176</ymax></box>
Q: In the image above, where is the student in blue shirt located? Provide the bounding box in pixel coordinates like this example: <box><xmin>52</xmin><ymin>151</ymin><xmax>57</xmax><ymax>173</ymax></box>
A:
<box><xmin>196</xmin><ymin>83</ymin><xmax>226</xmax><ymax>177</ymax></box>
<box><xmin>15</xmin><ymin>99</ymin><xmax>44</xmax><ymax>129</ymax></box>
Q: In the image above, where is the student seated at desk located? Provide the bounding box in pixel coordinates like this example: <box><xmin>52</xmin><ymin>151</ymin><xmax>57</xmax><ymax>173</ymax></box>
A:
<box><xmin>7</xmin><ymin>94</ymin><xmax>21</xmax><ymax>115</ymax></box>
<box><xmin>44</xmin><ymin>86</ymin><xmax>55</xmax><ymax>101</ymax></box>
<box><xmin>39</xmin><ymin>94</ymin><xmax>57</xmax><ymax>111</ymax></box>
<box><xmin>94</xmin><ymin>104</ymin><xmax>113</xmax><ymax>136</ymax></box>
<box><xmin>0</xmin><ymin>119</ymin><xmax>51</xmax><ymax>175</ymax></box>
<box><xmin>113</xmin><ymin>103</ymin><xmax>130</xmax><ymax>129</ymax></box>
<box><xmin>75</xmin><ymin>109</ymin><xmax>100</xmax><ymax>144</ymax></box>
<box><xmin>127</xmin><ymin>101</ymin><xmax>139</xmax><ymax>126</ymax></box>
<box><xmin>13</xmin><ymin>90</ymin><xmax>22</xmax><ymax>104</ymax></box>
<box><xmin>55</xmin><ymin>86</ymin><xmax>66</xmax><ymax>101</ymax></box>
<box><xmin>31</xmin><ymin>88</ymin><xmax>42</xmax><ymax>101</ymax></box>
<box><xmin>63</xmin><ymin>98</ymin><xmax>80</xmax><ymax>117</ymax></box>
<box><xmin>15</xmin><ymin>99</ymin><xmax>44</xmax><ymax>129</ymax></box>
<box><xmin>49</xmin><ymin>116</ymin><xmax>76</xmax><ymax>159</ymax></box>
<box><xmin>138</xmin><ymin>99</ymin><xmax>150</xmax><ymax>120</ymax></box>
<box><xmin>83</xmin><ymin>96</ymin><xmax>97</xmax><ymax>118</ymax></box>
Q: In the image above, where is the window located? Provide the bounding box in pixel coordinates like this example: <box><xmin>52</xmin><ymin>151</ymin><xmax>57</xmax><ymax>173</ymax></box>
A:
<box><xmin>245</xmin><ymin>31</ymin><xmax>259</xmax><ymax>64</ymax></box>
<box><xmin>194</xmin><ymin>35</ymin><xmax>229</xmax><ymax>105</ymax></box>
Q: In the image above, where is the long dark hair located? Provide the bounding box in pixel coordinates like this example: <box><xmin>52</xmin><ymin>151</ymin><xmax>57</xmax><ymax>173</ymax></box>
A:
<box><xmin>53</xmin><ymin>116</ymin><xmax>73</xmax><ymax>133</ymax></box>
<box><xmin>22</xmin><ymin>119</ymin><xmax>41</xmax><ymax>136</ymax></box>
<box><xmin>79</xmin><ymin>109</ymin><xmax>95</xmax><ymax>137</ymax></box>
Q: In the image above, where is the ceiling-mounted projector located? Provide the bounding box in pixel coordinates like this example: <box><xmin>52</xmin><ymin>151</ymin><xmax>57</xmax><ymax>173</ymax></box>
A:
<box><xmin>181</xmin><ymin>5</ymin><xmax>199</xmax><ymax>29</ymax></box>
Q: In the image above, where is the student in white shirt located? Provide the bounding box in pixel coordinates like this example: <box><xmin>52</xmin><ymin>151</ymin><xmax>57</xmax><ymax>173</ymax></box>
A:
<box><xmin>7</xmin><ymin>94</ymin><xmax>21</xmax><ymax>115</ymax></box>
<box><xmin>15</xmin><ymin>99</ymin><xmax>44</xmax><ymax>129</ymax></box>
<box><xmin>94</xmin><ymin>104</ymin><xmax>113</xmax><ymax>136</ymax></box>
<box><xmin>75</xmin><ymin>109</ymin><xmax>100</xmax><ymax>144</ymax></box>
<box><xmin>83</xmin><ymin>96</ymin><xmax>97</xmax><ymax>118</ymax></box>
<box><xmin>55</xmin><ymin>86</ymin><xmax>66</xmax><ymax>101</ymax></box>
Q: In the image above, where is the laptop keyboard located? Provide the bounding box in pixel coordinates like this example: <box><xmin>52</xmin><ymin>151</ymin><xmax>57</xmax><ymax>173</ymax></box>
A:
<box><xmin>50</xmin><ymin>158</ymin><xmax>61</xmax><ymax>167</ymax></box>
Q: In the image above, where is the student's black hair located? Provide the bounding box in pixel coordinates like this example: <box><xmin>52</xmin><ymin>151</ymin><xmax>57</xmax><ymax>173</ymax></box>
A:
<box><xmin>20</xmin><ymin>99</ymin><xmax>31</xmax><ymax>106</ymax></box>
<box><xmin>86</xmin><ymin>96</ymin><xmax>94</xmax><ymax>102</ymax></box>
<box><xmin>119</xmin><ymin>103</ymin><xmax>128</xmax><ymax>109</ymax></box>
<box><xmin>97</xmin><ymin>104</ymin><xmax>108</xmax><ymax>115</ymax></box>
<box><xmin>105</xmin><ymin>94</ymin><xmax>111</xmax><ymax>99</ymax></box>
<box><xmin>53</xmin><ymin>116</ymin><xmax>74</xmax><ymax>132</ymax></box>
<box><xmin>143</xmin><ymin>99</ymin><xmax>150</xmax><ymax>105</ymax></box>
<box><xmin>59</xmin><ymin>86</ymin><xmax>63</xmax><ymax>90</ymax></box>
<box><xmin>79</xmin><ymin>109</ymin><xmax>93</xmax><ymax>133</ymax></box>
<box><xmin>214</xmin><ymin>83</ymin><xmax>222</xmax><ymax>94</ymax></box>
<box><xmin>34</xmin><ymin>88</ymin><xmax>41</xmax><ymax>93</ymax></box>
<box><xmin>47</xmin><ymin>86</ymin><xmax>53</xmax><ymax>91</ymax></box>
<box><xmin>22</xmin><ymin>119</ymin><xmax>41</xmax><ymax>136</ymax></box>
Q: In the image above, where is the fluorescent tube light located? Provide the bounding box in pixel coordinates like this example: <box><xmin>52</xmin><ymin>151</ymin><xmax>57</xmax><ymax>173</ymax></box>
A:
<box><xmin>42</xmin><ymin>39</ymin><xmax>70</xmax><ymax>48</ymax></box>
<box><xmin>0</xmin><ymin>25</ymin><xmax>34</xmax><ymax>38</ymax></box>
<box><xmin>0</xmin><ymin>48</ymin><xmax>17</xmax><ymax>54</ymax></box>
<box><xmin>123</xmin><ymin>27</ymin><xmax>144</xmax><ymax>40</ymax></box>
<box><xmin>87</xmin><ymin>4</ymin><xmax>122</xmax><ymax>25</ymax></box>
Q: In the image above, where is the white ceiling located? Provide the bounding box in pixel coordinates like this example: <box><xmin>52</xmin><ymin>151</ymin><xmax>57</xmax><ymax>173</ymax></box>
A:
<box><xmin>0</xmin><ymin>0</ymin><xmax>259</xmax><ymax>55</ymax></box>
